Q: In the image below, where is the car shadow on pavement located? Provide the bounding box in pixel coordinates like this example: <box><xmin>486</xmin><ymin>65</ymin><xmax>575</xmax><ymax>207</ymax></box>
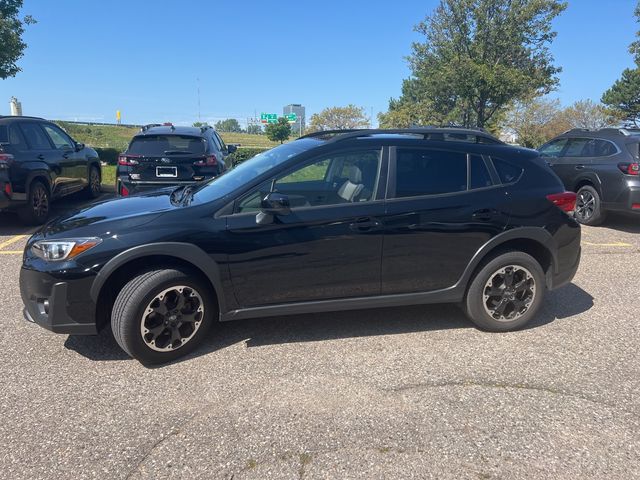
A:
<box><xmin>63</xmin><ymin>283</ymin><xmax>594</xmax><ymax>366</ymax></box>
<box><xmin>603</xmin><ymin>213</ymin><xmax>640</xmax><ymax>233</ymax></box>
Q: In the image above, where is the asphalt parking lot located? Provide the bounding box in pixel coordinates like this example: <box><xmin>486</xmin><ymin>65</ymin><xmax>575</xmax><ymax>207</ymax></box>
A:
<box><xmin>0</xmin><ymin>199</ymin><xmax>639</xmax><ymax>479</ymax></box>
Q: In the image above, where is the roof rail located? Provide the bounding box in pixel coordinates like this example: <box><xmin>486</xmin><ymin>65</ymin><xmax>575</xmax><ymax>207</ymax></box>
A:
<box><xmin>140</xmin><ymin>123</ymin><xmax>162</xmax><ymax>132</ymax></box>
<box><xmin>299</xmin><ymin>128</ymin><xmax>503</xmax><ymax>144</ymax></box>
<box><xmin>0</xmin><ymin>115</ymin><xmax>45</xmax><ymax>121</ymax></box>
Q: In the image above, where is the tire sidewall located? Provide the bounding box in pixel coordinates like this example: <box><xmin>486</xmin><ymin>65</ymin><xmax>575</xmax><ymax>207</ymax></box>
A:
<box><xmin>117</xmin><ymin>272</ymin><xmax>215</xmax><ymax>365</ymax></box>
<box><xmin>465</xmin><ymin>252</ymin><xmax>545</xmax><ymax>332</ymax></box>
<box><xmin>88</xmin><ymin>165</ymin><xmax>101</xmax><ymax>198</ymax></box>
<box><xmin>576</xmin><ymin>185</ymin><xmax>606</xmax><ymax>226</ymax></box>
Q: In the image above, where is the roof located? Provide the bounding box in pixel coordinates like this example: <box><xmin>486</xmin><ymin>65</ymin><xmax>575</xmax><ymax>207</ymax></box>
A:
<box><xmin>560</xmin><ymin>127</ymin><xmax>640</xmax><ymax>139</ymax></box>
<box><xmin>299</xmin><ymin>127</ymin><xmax>503</xmax><ymax>145</ymax></box>
<box><xmin>0</xmin><ymin>115</ymin><xmax>46</xmax><ymax>122</ymax></box>
<box><xmin>135</xmin><ymin>125</ymin><xmax>212</xmax><ymax>137</ymax></box>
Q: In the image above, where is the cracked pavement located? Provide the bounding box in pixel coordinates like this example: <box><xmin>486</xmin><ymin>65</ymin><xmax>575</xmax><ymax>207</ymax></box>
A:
<box><xmin>0</xmin><ymin>210</ymin><xmax>639</xmax><ymax>479</ymax></box>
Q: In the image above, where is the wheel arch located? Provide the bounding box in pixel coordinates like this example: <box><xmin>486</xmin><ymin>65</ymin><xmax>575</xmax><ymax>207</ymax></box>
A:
<box><xmin>91</xmin><ymin>243</ymin><xmax>225</xmax><ymax>330</ymax></box>
<box><xmin>457</xmin><ymin>228</ymin><xmax>557</xmax><ymax>292</ymax></box>
<box><xmin>26</xmin><ymin>170</ymin><xmax>53</xmax><ymax>196</ymax></box>
<box><xmin>572</xmin><ymin>173</ymin><xmax>602</xmax><ymax>196</ymax></box>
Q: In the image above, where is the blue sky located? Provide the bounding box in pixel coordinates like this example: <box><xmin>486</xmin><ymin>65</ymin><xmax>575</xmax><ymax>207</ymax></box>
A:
<box><xmin>0</xmin><ymin>0</ymin><xmax>638</xmax><ymax>126</ymax></box>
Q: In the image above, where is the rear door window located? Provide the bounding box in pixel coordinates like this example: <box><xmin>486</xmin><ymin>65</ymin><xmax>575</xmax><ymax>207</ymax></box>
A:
<box><xmin>0</xmin><ymin>124</ymin><xmax>28</xmax><ymax>149</ymax></box>
<box><xmin>128</xmin><ymin>135</ymin><xmax>206</xmax><ymax>156</ymax></box>
<box><xmin>19</xmin><ymin>122</ymin><xmax>52</xmax><ymax>150</ymax></box>
<box><xmin>469</xmin><ymin>155</ymin><xmax>493</xmax><ymax>189</ymax></box>
<box><xmin>564</xmin><ymin>138</ymin><xmax>590</xmax><ymax>157</ymax></box>
<box><xmin>394</xmin><ymin>149</ymin><xmax>467</xmax><ymax>198</ymax></box>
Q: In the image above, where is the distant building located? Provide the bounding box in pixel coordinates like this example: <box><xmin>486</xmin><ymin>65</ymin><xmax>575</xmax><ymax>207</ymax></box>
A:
<box><xmin>283</xmin><ymin>104</ymin><xmax>305</xmax><ymax>133</ymax></box>
<box><xmin>9</xmin><ymin>97</ymin><xmax>22</xmax><ymax>116</ymax></box>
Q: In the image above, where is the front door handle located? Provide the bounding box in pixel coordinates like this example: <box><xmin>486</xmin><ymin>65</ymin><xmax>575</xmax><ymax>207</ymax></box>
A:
<box><xmin>472</xmin><ymin>209</ymin><xmax>495</xmax><ymax>221</ymax></box>
<box><xmin>575</xmin><ymin>165</ymin><xmax>585</xmax><ymax>170</ymax></box>
<box><xmin>349</xmin><ymin>216</ymin><xmax>381</xmax><ymax>232</ymax></box>
<box><xmin>37</xmin><ymin>154</ymin><xmax>45</xmax><ymax>160</ymax></box>
<box><xmin>62</xmin><ymin>153</ymin><xmax>70</xmax><ymax>159</ymax></box>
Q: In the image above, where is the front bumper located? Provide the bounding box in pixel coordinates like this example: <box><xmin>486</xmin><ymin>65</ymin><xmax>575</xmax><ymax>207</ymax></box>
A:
<box><xmin>20</xmin><ymin>267</ymin><xmax>98</xmax><ymax>335</ymax></box>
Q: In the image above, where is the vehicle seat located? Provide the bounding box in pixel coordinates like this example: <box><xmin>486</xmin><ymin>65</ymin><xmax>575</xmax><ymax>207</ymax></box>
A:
<box><xmin>337</xmin><ymin>166</ymin><xmax>364</xmax><ymax>202</ymax></box>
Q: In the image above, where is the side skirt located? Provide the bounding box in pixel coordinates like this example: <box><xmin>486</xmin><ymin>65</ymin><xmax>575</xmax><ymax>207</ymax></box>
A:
<box><xmin>220</xmin><ymin>286</ymin><xmax>464</xmax><ymax>322</ymax></box>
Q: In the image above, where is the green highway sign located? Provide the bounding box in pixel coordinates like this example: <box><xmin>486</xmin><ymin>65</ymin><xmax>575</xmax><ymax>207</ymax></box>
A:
<box><xmin>260</xmin><ymin>113</ymin><xmax>278</xmax><ymax>124</ymax></box>
<box><xmin>285</xmin><ymin>113</ymin><xmax>297</xmax><ymax>123</ymax></box>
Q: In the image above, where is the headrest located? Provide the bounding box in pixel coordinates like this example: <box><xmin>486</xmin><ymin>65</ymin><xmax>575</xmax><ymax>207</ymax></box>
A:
<box><xmin>348</xmin><ymin>165</ymin><xmax>362</xmax><ymax>183</ymax></box>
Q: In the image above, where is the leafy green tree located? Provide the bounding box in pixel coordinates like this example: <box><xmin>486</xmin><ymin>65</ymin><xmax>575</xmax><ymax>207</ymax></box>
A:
<box><xmin>246</xmin><ymin>124</ymin><xmax>263</xmax><ymax>135</ymax></box>
<box><xmin>503</xmin><ymin>97</ymin><xmax>570</xmax><ymax>148</ymax></box>
<box><xmin>192</xmin><ymin>121</ymin><xmax>209</xmax><ymax>128</ymax></box>
<box><xmin>214</xmin><ymin>118</ymin><xmax>242</xmax><ymax>133</ymax></box>
<box><xmin>382</xmin><ymin>0</ymin><xmax>566</xmax><ymax>128</ymax></box>
<box><xmin>0</xmin><ymin>0</ymin><xmax>36</xmax><ymax>79</ymax></box>
<box><xmin>564</xmin><ymin>99</ymin><xmax>620</xmax><ymax>130</ymax></box>
<box><xmin>306</xmin><ymin>105</ymin><xmax>370</xmax><ymax>133</ymax></box>
<box><xmin>265</xmin><ymin>118</ymin><xmax>291</xmax><ymax>144</ymax></box>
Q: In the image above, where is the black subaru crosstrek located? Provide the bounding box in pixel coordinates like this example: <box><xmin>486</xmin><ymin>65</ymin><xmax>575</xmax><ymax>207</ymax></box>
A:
<box><xmin>20</xmin><ymin>128</ymin><xmax>581</xmax><ymax>365</ymax></box>
<box><xmin>116</xmin><ymin>124</ymin><xmax>234</xmax><ymax>196</ymax></box>
<box><xmin>0</xmin><ymin>116</ymin><xmax>102</xmax><ymax>224</ymax></box>
<box><xmin>539</xmin><ymin>128</ymin><xmax>640</xmax><ymax>225</ymax></box>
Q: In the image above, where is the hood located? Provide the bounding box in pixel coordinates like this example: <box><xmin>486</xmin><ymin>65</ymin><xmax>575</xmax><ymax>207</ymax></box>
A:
<box><xmin>41</xmin><ymin>188</ymin><xmax>179</xmax><ymax>238</ymax></box>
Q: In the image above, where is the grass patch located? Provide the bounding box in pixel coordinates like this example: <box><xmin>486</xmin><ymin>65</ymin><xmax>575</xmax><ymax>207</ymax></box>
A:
<box><xmin>101</xmin><ymin>165</ymin><xmax>116</xmax><ymax>187</ymax></box>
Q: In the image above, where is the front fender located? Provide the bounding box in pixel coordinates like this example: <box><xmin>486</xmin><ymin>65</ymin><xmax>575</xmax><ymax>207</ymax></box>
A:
<box><xmin>89</xmin><ymin>242</ymin><xmax>226</xmax><ymax>313</ymax></box>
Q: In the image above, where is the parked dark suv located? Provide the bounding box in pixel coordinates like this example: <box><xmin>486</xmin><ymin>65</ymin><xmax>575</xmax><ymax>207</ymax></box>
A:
<box><xmin>116</xmin><ymin>124</ymin><xmax>234</xmax><ymax>196</ymax></box>
<box><xmin>0</xmin><ymin>116</ymin><xmax>102</xmax><ymax>224</ymax></box>
<box><xmin>20</xmin><ymin>128</ymin><xmax>581</xmax><ymax>364</ymax></box>
<box><xmin>539</xmin><ymin>128</ymin><xmax>640</xmax><ymax>225</ymax></box>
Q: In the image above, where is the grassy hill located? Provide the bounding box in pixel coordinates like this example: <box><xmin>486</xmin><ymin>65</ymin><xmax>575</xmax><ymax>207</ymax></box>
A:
<box><xmin>55</xmin><ymin>121</ymin><xmax>286</xmax><ymax>152</ymax></box>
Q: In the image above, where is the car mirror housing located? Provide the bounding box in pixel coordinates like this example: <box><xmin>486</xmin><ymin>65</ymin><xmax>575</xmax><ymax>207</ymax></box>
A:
<box><xmin>256</xmin><ymin>192</ymin><xmax>290</xmax><ymax>224</ymax></box>
<box><xmin>75</xmin><ymin>142</ymin><xmax>85</xmax><ymax>152</ymax></box>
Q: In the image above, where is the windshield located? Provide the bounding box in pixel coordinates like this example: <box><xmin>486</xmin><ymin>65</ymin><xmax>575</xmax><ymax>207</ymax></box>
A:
<box><xmin>128</xmin><ymin>135</ymin><xmax>207</xmax><ymax>156</ymax></box>
<box><xmin>190</xmin><ymin>138</ymin><xmax>323</xmax><ymax>204</ymax></box>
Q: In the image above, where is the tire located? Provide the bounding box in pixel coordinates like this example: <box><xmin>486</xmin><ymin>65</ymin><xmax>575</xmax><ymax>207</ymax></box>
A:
<box><xmin>18</xmin><ymin>180</ymin><xmax>50</xmax><ymax>225</ymax></box>
<box><xmin>111</xmin><ymin>268</ymin><xmax>216</xmax><ymax>365</ymax></box>
<box><xmin>85</xmin><ymin>165</ymin><xmax>101</xmax><ymax>199</ymax></box>
<box><xmin>464</xmin><ymin>251</ymin><xmax>545</xmax><ymax>332</ymax></box>
<box><xmin>575</xmin><ymin>185</ymin><xmax>607</xmax><ymax>226</ymax></box>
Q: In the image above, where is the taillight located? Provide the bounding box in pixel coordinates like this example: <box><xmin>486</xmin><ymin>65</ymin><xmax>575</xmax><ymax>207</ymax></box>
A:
<box><xmin>118</xmin><ymin>154</ymin><xmax>141</xmax><ymax>166</ymax></box>
<box><xmin>194</xmin><ymin>154</ymin><xmax>217</xmax><ymax>167</ymax></box>
<box><xmin>4</xmin><ymin>183</ymin><xmax>12</xmax><ymax>196</ymax></box>
<box><xmin>546</xmin><ymin>191</ymin><xmax>577</xmax><ymax>213</ymax></box>
<box><xmin>618</xmin><ymin>162</ymin><xmax>640</xmax><ymax>175</ymax></box>
<box><xmin>120</xmin><ymin>183</ymin><xmax>129</xmax><ymax>197</ymax></box>
<box><xmin>0</xmin><ymin>153</ymin><xmax>14</xmax><ymax>169</ymax></box>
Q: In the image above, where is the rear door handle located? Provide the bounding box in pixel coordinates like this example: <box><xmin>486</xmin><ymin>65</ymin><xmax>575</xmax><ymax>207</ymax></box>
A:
<box><xmin>349</xmin><ymin>216</ymin><xmax>381</xmax><ymax>232</ymax></box>
<box><xmin>472</xmin><ymin>209</ymin><xmax>495</xmax><ymax>221</ymax></box>
<box><xmin>37</xmin><ymin>154</ymin><xmax>45</xmax><ymax>160</ymax></box>
<box><xmin>575</xmin><ymin>165</ymin><xmax>585</xmax><ymax>170</ymax></box>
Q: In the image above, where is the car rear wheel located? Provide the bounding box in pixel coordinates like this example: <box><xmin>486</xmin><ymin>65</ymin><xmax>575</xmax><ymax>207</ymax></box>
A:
<box><xmin>575</xmin><ymin>185</ymin><xmax>606</xmax><ymax>226</ymax></box>
<box><xmin>86</xmin><ymin>165</ymin><xmax>101</xmax><ymax>199</ymax></box>
<box><xmin>464</xmin><ymin>251</ymin><xmax>545</xmax><ymax>332</ymax></box>
<box><xmin>18</xmin><ymin>180</ymin><xmax>50</xmax><ymax>225</ymax></box>
<box><xmin>111</xmin><ymin>268</ymin><xmax>215</xmax><ymax>365</ymax></box>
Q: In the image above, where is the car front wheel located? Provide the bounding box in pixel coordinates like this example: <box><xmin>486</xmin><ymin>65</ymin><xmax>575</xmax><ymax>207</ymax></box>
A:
<box><xmin>464</xmin><ymin>251</ymin><xmax>545</xmax><ymax>332</ymax></box>
<box><xmin>111</xmin><ymin>268</ymin><xmax>215</xmax><ymax>364</ymax></box>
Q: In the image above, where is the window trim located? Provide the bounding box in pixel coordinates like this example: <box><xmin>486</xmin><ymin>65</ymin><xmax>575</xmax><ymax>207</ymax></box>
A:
<box><xmin>228</xmin><ymin>146</ymin><xmax>387</xmax><ymax>216</ymax></box>
<box><xmin>387</xmin><ymin>146</ymin><xmax>497</xmax><ymax>201</ymax></box>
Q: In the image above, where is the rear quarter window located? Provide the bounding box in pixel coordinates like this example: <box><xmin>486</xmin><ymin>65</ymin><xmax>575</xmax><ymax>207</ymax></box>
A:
<box><xmin>492</xmin><ymin>157</ymin><xmax>523</xmax><ymax>184</ymax></box>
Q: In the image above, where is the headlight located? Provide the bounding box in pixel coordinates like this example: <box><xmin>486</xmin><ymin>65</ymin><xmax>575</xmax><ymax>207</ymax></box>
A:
<box><xmin>31</xmin><ymin>238</ymin><xmax>102</xmax><ymax>261</ymax></box>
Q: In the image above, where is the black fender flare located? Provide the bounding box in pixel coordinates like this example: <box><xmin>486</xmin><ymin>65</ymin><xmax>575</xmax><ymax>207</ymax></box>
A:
<box><xmin>572</xmin><ymin>172</ymin><xmax>602</xmax><ymax>195</ymax></box>
<box><xmin>454</xmin><ymin>227</ymin><xmax>558</xmax><ymax>291</ymax></box>
<box><xmin>90</xmin><ymin>242</ymin><xmax>226</xmax><ymax>313</ymax></box>
<box><xmin>25</xmin><ymin>167</ymin><xmax>53</xmax><ymax>195</ymax></box>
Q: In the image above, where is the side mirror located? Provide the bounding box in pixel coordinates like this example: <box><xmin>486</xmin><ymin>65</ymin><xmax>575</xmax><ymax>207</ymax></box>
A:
<box><xmin>75</xmin><ymin>142</ymin><xmax>85</xmax><ymax>152</ymax></box>
<box><xmin>227</xmin><ymin>144</ymin><xmax>238</xmax><ymax>154</ymax></box>
<box><xmin>256</xmin><ymin>192</ymin><xmax>290</xmax><ymax>224</ymax></box>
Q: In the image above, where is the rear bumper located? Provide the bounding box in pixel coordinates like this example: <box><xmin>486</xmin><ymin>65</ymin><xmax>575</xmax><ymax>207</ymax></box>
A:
<box><xmin>116</xmin><ymin>177</ymin><xmax>214</xmax><ymax>196</ymax></box>
<box><xmin>20</xmin><ymin>267</ymin><xmax>98</xmax><ymax>335</ymax></box>
<box><xmin>603</xmin><ymin>182</ymin><xmax>640</xmax><ymax>213</ymax></box>
<box><xmin>0</xmin><ymin>181</ymin><xmax>26</xmax><ymax>211</ymax></box>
